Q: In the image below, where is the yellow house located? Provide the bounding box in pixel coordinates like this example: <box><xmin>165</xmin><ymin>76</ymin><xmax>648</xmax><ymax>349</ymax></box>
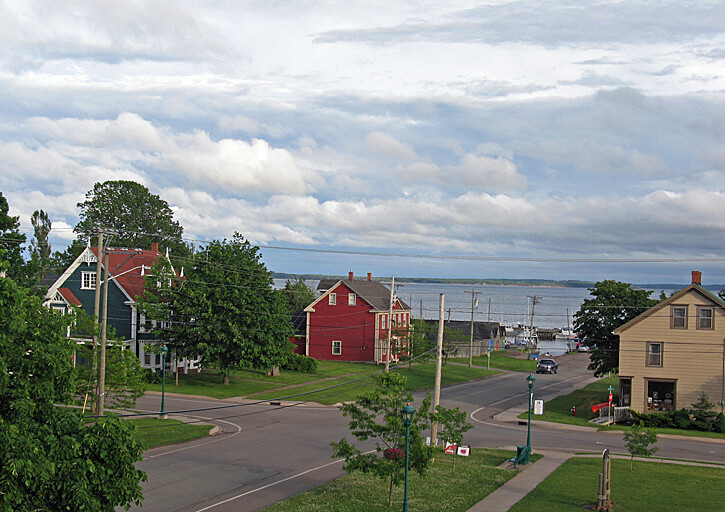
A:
<box><xmin>614</xmin><ymin>271</ymin><xmax>725</xmax><ymax>414</ymax></box>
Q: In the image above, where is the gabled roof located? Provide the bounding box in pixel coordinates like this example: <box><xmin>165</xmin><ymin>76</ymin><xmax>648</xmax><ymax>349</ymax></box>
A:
<box><xmin>58</xmin><ymin>287</ymin><xmax>82</xmax><ymax>306</ymax></box>
<box><xmin>613</xmin><ymin>283</ymin><xmax>725</xmax><ymax>334</ymax></box>
<box><xmin>310</xmin><ymin>279</ymin><xmax>410</xmax><ymax>311</ymax></box>
<box><xmin>45</xmin><ymin>244</ymin><xmax>172</xmax><ymax>305</ymax></box>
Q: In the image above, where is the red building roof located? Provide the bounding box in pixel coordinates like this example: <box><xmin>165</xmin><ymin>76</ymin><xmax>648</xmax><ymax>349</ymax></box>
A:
<box><xmin>58</xmin><ymin>287</ymin><xmax>82</xmax><ymax>306</ymax></box>
<box><xmin>90</xmin><ymin>245</ymin><xmax>163</xmax><ymax>301</ymax></box>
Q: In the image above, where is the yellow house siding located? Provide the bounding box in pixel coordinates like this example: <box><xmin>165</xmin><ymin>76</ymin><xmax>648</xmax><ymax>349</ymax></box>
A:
<box><xmin>618</xmin><ymin>288</ymin><xmax>725</xmax><ymax>413</ymax></box>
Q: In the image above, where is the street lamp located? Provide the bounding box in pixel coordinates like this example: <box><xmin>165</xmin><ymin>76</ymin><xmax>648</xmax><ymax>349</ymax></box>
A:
<box><xmin>526</xmin><ymin>373</ymin><xmax>536</xmax><ymax>461</ymax></box>
<box><xmin>160</xmin><ymin>344</ymin><xmax>169</xmax><ymax>419</ymax></box>
<box><xmin>401</xmin><ymin>402</ymin><xmax>415</xmax><ymax>512</ymax></box>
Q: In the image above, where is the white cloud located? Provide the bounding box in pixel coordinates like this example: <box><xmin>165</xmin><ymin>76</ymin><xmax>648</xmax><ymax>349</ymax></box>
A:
<box><xmin>398</xmin><ymin>162</ymin><xmax>442</xmax><ymax>184</ymax></box>
<box><xmin>453</xmin><ymin>154</ymin><xmax>525</xmax><ymax>191</ymax></box>
<box><xmin>365</xmin><ymin>132</ymin><xmax>417</xmax><ymax>160</ymax></box>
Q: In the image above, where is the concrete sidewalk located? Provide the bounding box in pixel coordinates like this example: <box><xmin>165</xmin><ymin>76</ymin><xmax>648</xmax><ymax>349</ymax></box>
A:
<box><xmin>466</xmin><ymin>450</ymin><xmax>573</xmax><ymax>512</ymax></box>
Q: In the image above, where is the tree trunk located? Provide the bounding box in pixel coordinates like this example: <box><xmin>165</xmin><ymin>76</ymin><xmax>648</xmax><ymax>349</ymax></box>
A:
<box><xmin>388</xmin><ymin>474</ymin><xmax>394</xmax><ymax>508</ymax></box>
<box><xmin>223</xmin><ymin>373</ymin><xmax>230</xmax><ymax>385</ymax></box>
<box><xmin>266</xmin><ymin>366</ymin><xmax>280</xmax><ymax>377</ymax></box>
<box><xmin>452</xmin><ymin>452</ymin><xmax>456</xmax><ymax>473</ymax></box>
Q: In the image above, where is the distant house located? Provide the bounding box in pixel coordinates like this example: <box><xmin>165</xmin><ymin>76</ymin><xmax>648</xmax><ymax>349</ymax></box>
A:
<box><xmin>614</xmin><ymin>271</ymin><xmax>725</xmax><ymax>414</ymax></box>
<box><xmin>423</xmin><ymin>319</ymin><xmax>503</xmax><ymax>358</ymax></box>
<box><xmin>304</xmin><ymin>272</ymin><xmax>412</xmax><ymax>362</ymax></box>
<box><xmin>44</xmin><ymin>242</ymin><xmax>199</xmax><ymax>373</ymax></box>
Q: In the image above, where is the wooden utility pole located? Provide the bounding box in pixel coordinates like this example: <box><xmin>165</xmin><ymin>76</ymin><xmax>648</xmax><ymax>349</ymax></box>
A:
<box><xmin>464</xmin><ymin>289</ymin><xmax>481</xmax><ymax>367</ymax></box>
<box><xmin>90</xmin><ymin>231</ymin><xmax>104</xmax><ymax>414</ymax></box>
<box><xmin>385</xmin><ymin>276</ymin><xmax>395</xmax><ymax>372</ymax></box>
<box><xmin>97</xmin><ymin>250</ymin><xmax>110</xmax><ymax>417</ymax></box>
<box><xmin>528</xmin><ymin>295</ymin><xmax>541</xmax><ymax>349</ymax></box>
<box><xmin>431</xmin><ymin>294</ymin><xmax>444</xmax><ymax>446</ymax></box>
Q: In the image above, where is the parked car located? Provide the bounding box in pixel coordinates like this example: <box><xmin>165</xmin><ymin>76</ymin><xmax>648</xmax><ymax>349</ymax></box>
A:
<box><xmin>536</xmin><ymin>358</ymin><xmax>558</xmax><ymax>374</ymax></box>
<box><xmin>577</xmin><ymin>344</ymin><xmax>590</xmax><ymax>353</ymax></box>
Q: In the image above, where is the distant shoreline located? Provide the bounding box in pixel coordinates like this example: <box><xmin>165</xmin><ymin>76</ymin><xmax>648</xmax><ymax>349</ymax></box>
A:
<box><xmin>272</xmin><ymin>273</ymin><xmax>725</xmax><ymax>291</ymax></box>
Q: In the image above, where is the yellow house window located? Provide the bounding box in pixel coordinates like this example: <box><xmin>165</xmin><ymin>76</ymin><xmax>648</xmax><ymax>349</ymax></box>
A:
<box><xmin>646</xmin><ymin>342</ymin><xmax>662</xmax><ymax>367</ymax></box>
<box><xmin>671</xmin><ymin>306</ymin><xmax>687</xmax><ymax>329</ymax></box>
<box><xmin>697</xmin><ymin>307</ymin><xmax>713</xmax><ymax>329</ymax></box>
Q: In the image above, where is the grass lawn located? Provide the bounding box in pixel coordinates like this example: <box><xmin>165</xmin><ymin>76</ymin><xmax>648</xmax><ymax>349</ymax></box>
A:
<box><xmin>452</xmin><ymin>350</ymin><xmax>536</xmax><ymax>372</ymax></box>
<box><xmin>510</xmin><ymin>457</ymin><xmax>725</xmax><ymax>512</ymax></box>
<box><xmin>519</xmin><ymin>376</ymin><xmax>618</xmax><ymax>427</ymax></box>
<box><xmin>149</xmin><ymin>361</ymin><xmax>498</xmax><ymax>405</ymax></box>
<box><xmin>263</xmin><ymin>449</ymin><xmax>522</xmax><ymax>512</ymax></box>
<box><xmin>129</xmin><ymin>417</ymin><xmax>213</xmax><ymax>449</ymax></box>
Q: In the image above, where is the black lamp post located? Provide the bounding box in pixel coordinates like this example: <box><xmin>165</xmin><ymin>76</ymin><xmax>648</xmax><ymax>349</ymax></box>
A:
<box><xmin>160</xmin><ymin>345</ymin><xmax>168</xmax><ymax>419</ymax></box>
<box><xmin>526</xmin><ymin>373</ymin><xmax>536</xmax><ymax>461</ymax></box>
<box><xmin>401</xmin><ymin>402</ymin><xmax>415</xmax><ymax>512</ymax></box>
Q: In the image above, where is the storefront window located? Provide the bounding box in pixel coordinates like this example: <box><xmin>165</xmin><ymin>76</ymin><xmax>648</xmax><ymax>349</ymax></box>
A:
<box><xmin>619</xmin><ymin>378</ymin><xmax>631</xmax><ymax>407</ymax></box>
<box><xmin>647</xmin><ymin>380</ymin><xmax>675</xmax><ymax>412</ymax></box>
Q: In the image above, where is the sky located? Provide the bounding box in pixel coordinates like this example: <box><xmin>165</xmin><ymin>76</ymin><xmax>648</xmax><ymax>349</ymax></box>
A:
<box><xmin>2</xmin><ymin>1</ymin><xmax>725</xmax><ymax>285</ymax></box>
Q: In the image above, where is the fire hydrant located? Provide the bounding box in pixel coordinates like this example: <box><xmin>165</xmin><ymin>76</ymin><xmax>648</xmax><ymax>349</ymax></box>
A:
<box><xmin>571</xmin><ymin>406</ymin><xmax>577</xmax><ymax>416</ymax></box>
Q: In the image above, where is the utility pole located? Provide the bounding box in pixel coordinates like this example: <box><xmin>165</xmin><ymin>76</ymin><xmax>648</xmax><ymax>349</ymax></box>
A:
<box><xmin>385</xmin><ymin>276</ymin><xmax>395</xmax><ymax>372</ymax></box>
<box><xmin>464</xmin><ymin>289</ymin><xmax>481</xmax><ymax>367</ymax></box>
<box><xmin>431</xmin><ymin>294</ymin><xmax>444</xmax><ymax>446</ymax></box>
<box><xmin>97</xmin><ymin>250</ymin><xmax>110</xmax><ymax>417</ymax></box>
<box><xmin>419</xmin><ymin>299</ymin><xmax>423</xmax><ymax>321</ymax></box>
<box><xmin>488</xmin><ymin>297</ymin><xmax>492</xmax><ymax>322</ymax></box>
<box><xmin>528</xmin><ymin>295</ymin><xmax>541</xmax><ymax>349</ymax></box>
<box><xmin>91</xmin><ymin>230</ymin><xmax>104</xmax><ymax>414</ymax></box>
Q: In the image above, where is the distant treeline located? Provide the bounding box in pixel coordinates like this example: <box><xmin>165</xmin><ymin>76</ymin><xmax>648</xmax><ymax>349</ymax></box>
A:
<box><xmin>272</xmin><ymin>273</ymin><xmax>594</xmax><ymax>288</ymax></box>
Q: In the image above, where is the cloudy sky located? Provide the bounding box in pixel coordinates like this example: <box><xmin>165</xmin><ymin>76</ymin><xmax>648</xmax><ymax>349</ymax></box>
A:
<box><xmin>2</xmin><ymin>0</ymin><xmax>725</xmax><ymax>284</ymax></box>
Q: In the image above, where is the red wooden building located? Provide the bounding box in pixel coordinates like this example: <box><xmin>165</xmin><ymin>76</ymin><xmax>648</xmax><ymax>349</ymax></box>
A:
<box><xmin>303</xmin><ymin>272</ymin><xmax>412</xmax><ymax>362</ymax></box>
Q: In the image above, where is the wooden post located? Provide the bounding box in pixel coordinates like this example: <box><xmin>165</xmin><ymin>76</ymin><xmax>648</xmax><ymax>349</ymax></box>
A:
<box><xmin>430</xmin><ymin>294</ymin><xmax>444</xmax><ymax>446</ymax></box>
<box><xmin>596</xmin><ymin>448</ymin><xmax>613</xmax><ymax>511</ymax></box>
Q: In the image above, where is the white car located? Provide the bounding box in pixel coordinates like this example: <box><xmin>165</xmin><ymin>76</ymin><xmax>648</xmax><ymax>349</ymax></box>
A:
<box><xmin>577</xmin><ymin>344</ymin><xmax>590</xmax><ymax>353</ymax></box>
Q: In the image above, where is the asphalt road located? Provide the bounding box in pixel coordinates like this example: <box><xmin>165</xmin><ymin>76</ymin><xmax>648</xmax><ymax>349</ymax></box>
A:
<box><xmin>124</xmin><ymin>353</ymin><xmax>724</xmax><ymax>511</ymax></box>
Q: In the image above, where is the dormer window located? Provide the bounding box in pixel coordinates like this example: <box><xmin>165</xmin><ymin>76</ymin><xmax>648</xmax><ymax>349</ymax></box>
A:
<box><xmin>671</xmin><ymin>306</ymin><xmax>687</xmax><ymax>329</ymax></box>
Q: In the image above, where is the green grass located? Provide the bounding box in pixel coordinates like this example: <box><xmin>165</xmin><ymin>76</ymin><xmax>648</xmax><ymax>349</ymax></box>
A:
<box><xmin>264</xmin><ymin>449</ymin><xmax>522</xmax><ymax>512</ymax></box>
<box><xmin>510</xmin><ymin>457</ymin><xmax>725</xmax><ymax>512</ymax></box>
<box><xmin>452</xmin><ymin>350</ymin><xmax>536</xmax><ymax>372</ymax></box>
<box><xmin>129</xmin><ymin>417</ymin><xmax>213</xmax><ymax>449</ymax></box>
<box><xmin>518</xmin><ymin>376</ymin><xmax>618</xmax><ymax>427</ymax></box>
<box><xmin>149</xmin><ymin>361</ymin><xmax>498</xmax><ymax>405</ymax></box>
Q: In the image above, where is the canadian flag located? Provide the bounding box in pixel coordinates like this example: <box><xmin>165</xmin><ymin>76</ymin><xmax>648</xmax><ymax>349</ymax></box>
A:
<box><xmin>457</xmin><ymin>445</ymin><xmax>471</xmax><ymax>457</ymax></box>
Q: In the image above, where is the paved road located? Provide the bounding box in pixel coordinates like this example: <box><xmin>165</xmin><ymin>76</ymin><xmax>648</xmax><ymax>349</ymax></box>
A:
<box><xmin>124</xmin><ymin>353</ymin><xmax>724</xmax><ymax>511</ymax></box>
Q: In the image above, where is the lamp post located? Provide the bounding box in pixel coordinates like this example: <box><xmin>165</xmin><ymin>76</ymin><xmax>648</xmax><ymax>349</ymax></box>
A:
<box><xmin>401</xmin><ymin>402</ymin><xmax>415</xmax><ymax>512</ymax></box>
<box><xmin>526</xmin><ymin>373</ymin><xmax>535</xmax><ymax>459</ymax></box>
<box><xmin>160</xmin><ymin>345</ymin><xmax>168</xmax><ymax>419</ymax></box>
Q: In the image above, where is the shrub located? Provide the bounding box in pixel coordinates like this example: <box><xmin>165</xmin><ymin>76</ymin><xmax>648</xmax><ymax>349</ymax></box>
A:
<box><xmin>691</xmin><ymin>392</ymin><xmax>717</xmax><ymax>431</ymax></box>
<box><xmin>142</xmin><ymin>368</ymin><xmax>161</xmax><ymax>384</ymax></box>
<box><xmin>282</xmin><ymin>353</ymin><xmax>318</xmax><ymax>373</ymax></box>
<box><xmin>713</xmin><ymin>413</ymin><xmax>725</xmax><ymax>434</ymax></box>
<box><xmin>629</xmin><ymin>410</ymin><xmax>675</xmax><ymax>428</ymax></box>
<box><xmin>673</xmin><ymin>408</ymin><xmax>692</xmax><ymax>430</ymax></box>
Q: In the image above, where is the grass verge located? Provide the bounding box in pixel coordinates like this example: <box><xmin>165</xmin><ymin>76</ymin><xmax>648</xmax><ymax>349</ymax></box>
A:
<box><xmin>452</xmin><ymin>350</ymin><xmax>536</xmax><ymax>372</ymax></box>
<box><xmin>130</xmin><ymin>417</ymin><xmax>213</xmax><ymax>449</ymax></box>
<box><xmin>263</xmin><ymin>449</ymin><xmax>522</xmax><ymax>512</ymax></box>
<box><xmin>149</xmin><ymin>361</ymin><xmax>499</xmax><ymax>405</ymax></box>
<box><xmin>509</xmin><ymin>457</ymin><xmax>725</xmax><ymax>512</ymax></box>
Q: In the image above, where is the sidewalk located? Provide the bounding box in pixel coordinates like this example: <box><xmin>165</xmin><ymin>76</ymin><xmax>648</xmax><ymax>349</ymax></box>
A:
<box><xmin>466</xmin><ymin>449</ymin><xmax>573</xmax><ymax>512</ymax></box>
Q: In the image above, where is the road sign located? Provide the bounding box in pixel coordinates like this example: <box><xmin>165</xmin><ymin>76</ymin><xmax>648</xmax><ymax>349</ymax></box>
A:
<box><xmin>534</xmin><ymin>399</ymin><xmax>544</xmax><ymax>415</ymax></box>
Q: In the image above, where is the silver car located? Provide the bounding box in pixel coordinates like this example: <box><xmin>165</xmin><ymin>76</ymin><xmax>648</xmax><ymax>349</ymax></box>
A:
<box><xmin>536</xmin><ymin>358</ymin><xmax>558</xmax><ymax>374</ymax></box>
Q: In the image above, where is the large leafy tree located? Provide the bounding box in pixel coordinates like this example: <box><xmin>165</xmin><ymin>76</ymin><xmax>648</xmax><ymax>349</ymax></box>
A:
<box><xmin>331</xmin><ymin>373</ymin><xmax>435</xmax><ymax>508</ymax></box>
<box><xmin>139</xmin><ymin>233</ymin><xmax>293</xmax><ymax>384</ymax></box>
<box><xmin>573</xmin><ymin>280</ymin><xmax>657</xmax><ymax>376</ymax></box>
<box><xmin>0</xmin><ymin>270</ymin><xmax>146</xmax><ymax>511</ymax></box>
<box><xmin>75</xmin><ymin>180</ymin><xmax>188</xmax><ymax>256</ymax></box>
<box><xmin>0</xmin><ymin>191</ymin><xmax>27</xmax><ymax>282</ymax></box>
<box><xmin>26</xmin><ymin>209</ymin><xmax>52</xmax><ymax>283</ymax></box>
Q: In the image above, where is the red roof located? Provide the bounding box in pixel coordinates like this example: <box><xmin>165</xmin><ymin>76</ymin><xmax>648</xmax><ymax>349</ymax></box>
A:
<box><xmin>90</xmin><ymin>246</ymin><xmax>162</xmax><ymax>301</ymax></box>
<box><xmin>58</xmin><ymin>287</ymin><xmax>82</xmax><ymax>306</ymax></box>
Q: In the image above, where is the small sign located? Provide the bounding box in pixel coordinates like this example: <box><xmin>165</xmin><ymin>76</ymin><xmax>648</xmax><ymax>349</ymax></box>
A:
<box><xmin>426</xmin><ymin>436</ymin><xmax>431</xmax><ymax>446</ymax></box>
<box><xmin>534</xmin><ymin>399</ymin><xmax>544</xmax><ymax>415</ymax></box>
<box><xmin>457</xmin><ymin>445</ymin><xmax>470</xmax><ymax>457</ymax></box>
<box><xmin>444</xmin><ymin>442</ymin><xmax>457</xmax><ymax>454</ymax></box>
<box><xmin>609</xmin><ymin>393</ymin><xmax>613</xmax><ymax>403</ymax></box>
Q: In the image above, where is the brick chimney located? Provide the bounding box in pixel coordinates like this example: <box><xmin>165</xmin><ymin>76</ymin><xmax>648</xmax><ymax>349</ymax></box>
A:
<box><xmin>348</xmin><ymin>271</ymin><xmax>354</xmax><ymax>280</ymax></box>
<box><xmin>151</xmin><ymin>242</ymin><xmax>159</xmax><ymax>253</ymax></box>
<box><xmin>692</xmin><ymin>270</ymin><xmax>702</xmax><ymax>285</ymax></box>
<box><xmin>367</xmin><ymin>272</ymin><xmax>372</xmax><ymax>281</ymax></box>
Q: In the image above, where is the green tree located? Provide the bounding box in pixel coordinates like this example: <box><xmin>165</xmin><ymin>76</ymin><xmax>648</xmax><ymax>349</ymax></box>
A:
<box><xmin>75</xmin><ymin>180</ymin><xmax>188</xmax><ymax>256</ymax></box>
<box><xmin>623</xmin><ymin>421</ymin><xmax>658</xmax><ymax>471</ymax></box>
<box><xmin>279</xmin><ymin>276</ymin><xmax>315</xmax><ymax>312</ymax></box>
<box><xmin>573</xmin><ymin>280</ymin><xmax>657</xmax><ymax>376</ymax></box>
<box><xmin>331</xmin><ymin>373</ymin><xmax>435</xmax><ymax>508</ymax></box>
<box><xmin>27</xmin><ymin>209</ymin><xmax>52</xmax><ymax>284</ymax></box>
<box><xmin>140</xmin><ymin>233</ymin><xmax>293</xmax><ymax>384</ymax></box>
<box><xmin>0</xmin><ymin>272</ymin><xmax>146</xmax><ymax>511</ymax></box>
<box><xmin>0</xmin><ymin>191</ymin><xmax>27</xmax><ymax>282</ymax></box>
<box><xmin>690</xmin><ymin>392</ymin><xmax>717</xmax><ymax>431</ymax></box>
<box><xmin>430</xmin><ymin>405</ymin><xmax>473</xmax><ymax>473</ymax></box>
<box><xmin>404</xmin><ymin>319</ymin><xmax>434</xmax><ymax>369</ymax></box>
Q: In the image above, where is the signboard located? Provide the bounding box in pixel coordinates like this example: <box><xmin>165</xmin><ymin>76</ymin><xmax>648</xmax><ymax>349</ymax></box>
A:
<box><xmin>444</xmin><ymin>442</ymin><xmax>457</xmax><ymax>454</ymax></box>
<box><xmin>457</xmin><ymin>445</ymin><xmax>471</xmax><ymax>457</ymax></box>
<box><xmin>609</xmin><ymin>393</ymin><xmax>613</xmax><ymax>403</ymax></box>
<box><xmin>534</xmin><ymin>399</ymin><xmax>544</xmax><ymax>415</ymax></box>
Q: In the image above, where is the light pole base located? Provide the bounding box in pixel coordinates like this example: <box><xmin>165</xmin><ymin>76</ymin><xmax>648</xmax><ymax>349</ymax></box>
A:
<box><xmin>158</xmin><ymin>414</ymin><xmax>168</xmax><ymax>420</ymax></box>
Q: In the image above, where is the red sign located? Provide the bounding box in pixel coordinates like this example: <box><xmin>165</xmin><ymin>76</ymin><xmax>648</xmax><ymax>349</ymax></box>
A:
<box><xmin>444</xmin><ymin>443</ymin><xmax>457</xmax><ymax>454</ymax></box>
<box><xmin>609</xmin><ymin>393</ymin><xmax>613</xmax><ymax>403</ymax></box>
